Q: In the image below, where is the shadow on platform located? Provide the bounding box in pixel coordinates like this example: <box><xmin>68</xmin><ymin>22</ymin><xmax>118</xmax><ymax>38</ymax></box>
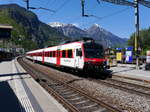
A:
<box><xmin>0</xmin><ymin>72</ymin><xmax>27</xmax><ymax>77</ymax></box>
<box><xmin>0</xmin><ymin>81</ymin><xmax>26</xmax><ymax>112</ymax></box>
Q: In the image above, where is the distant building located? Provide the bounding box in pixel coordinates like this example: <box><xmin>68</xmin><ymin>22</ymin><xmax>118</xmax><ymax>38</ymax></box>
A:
<box><xmin>0</xmin><ymin>24</ymin><xmax>13</xmax><ymax>39</ymax></box>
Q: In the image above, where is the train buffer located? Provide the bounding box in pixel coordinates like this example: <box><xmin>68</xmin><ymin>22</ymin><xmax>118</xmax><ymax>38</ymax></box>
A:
<box><xmin>0</xmin><ymin>59</ymin><xmax>67</xmax><ymax>112</ymax></box>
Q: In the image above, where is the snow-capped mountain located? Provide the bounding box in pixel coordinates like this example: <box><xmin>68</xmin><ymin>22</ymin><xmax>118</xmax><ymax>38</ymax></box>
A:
<box><xmin>48</xmin><ymin>22</ymin><xmax>127</xmax><ymax>47</ymax></box>
<box><xmin>49</xmin><ymin>22</ymin><xmax>88</xmax><ymax>38</ymax></box>
<box><xmin>49</xmin><ymin>22</ymin><xmax>66</xmax><ymax>27</ymax></box>
<box><xmin>86</xmin><ymin>24</ymin><xmax>126</xmax><ymax>47</ymax></box>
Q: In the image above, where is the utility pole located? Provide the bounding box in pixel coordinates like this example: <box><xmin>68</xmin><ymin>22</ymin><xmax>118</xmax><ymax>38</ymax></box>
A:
<box><xmin>81</xmin><ymin>0</ymin><xmax>85</xmax><ymax>16</ymax></box>
<box><xmin>23</xmin><ymin>0</ymin><xmax>29</xmax><ymax>10</ymax></box>
<box><xmin>134</xmin><ymin>0</ymin><xmax>140</xmax><ymax>69</ymax></box>
<box><xmin>81</xmin><ymin>0</ymin><xmax>89</xmax><ymax>17</ymax></box>
<box><xmin>26</xmin><ymin>0</ymin><xmax>29</xmax><ymax>10</ymax></box>
<box><xmin>94</xmin><ymin>0</ymin><xmax>149</xmax><ymax>69</ymax></box>
<box><xmin>23</xmin><ymin>0</ymin><xmax>56</xmax><ymax>12</ymax></box>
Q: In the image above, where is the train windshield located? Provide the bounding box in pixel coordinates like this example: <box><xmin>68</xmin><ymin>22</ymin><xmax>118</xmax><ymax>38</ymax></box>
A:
<box><xmin>84</xmin><ymin>43</ymin><xmax>104</xmax><ymax>58</ymax></box>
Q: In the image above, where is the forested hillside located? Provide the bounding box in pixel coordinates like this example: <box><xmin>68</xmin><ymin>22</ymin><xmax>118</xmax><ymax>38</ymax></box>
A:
<box><xmin>0</xmin><ymin>4</ymin><xmax>67</xmax><ymax>51</ymax></box>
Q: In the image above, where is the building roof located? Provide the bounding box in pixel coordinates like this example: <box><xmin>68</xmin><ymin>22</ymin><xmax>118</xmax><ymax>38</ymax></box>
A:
<box><xmin>0</xmin><ymin>24</ymin><xmax>13</xmax><ymax>29</ymax></box>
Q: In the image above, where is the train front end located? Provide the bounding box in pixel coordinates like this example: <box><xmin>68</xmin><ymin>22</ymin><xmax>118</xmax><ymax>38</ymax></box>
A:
<box><xmin>83</xmin><ymin>41</ymin><xmax>109</xmax><ymax>74</ymax></box>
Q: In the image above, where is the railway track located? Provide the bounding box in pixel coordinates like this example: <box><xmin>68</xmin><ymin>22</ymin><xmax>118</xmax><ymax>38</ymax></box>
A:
<box><xmin>90</xmin><ymin>78</ymin><xmax>150</xmax><ymax>98</ymax></box>
<box><xmin>18</xmin><ymin>57</ymin><xmax>121</xmax><ymax>112</ymax></box>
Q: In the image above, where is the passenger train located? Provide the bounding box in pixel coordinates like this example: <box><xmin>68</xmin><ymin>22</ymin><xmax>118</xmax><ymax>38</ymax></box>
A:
<box><xmin>26</xmin><ymin>38</ymin><xmax>109</xmax><ymax>76</ymax></box>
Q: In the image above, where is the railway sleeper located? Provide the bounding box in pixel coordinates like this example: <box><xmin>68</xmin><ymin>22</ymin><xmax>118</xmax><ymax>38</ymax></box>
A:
<box><xmin>77</xmin><ymin>103</ymin><xmax>98</xmax><ymax>110</ymax></box>
<box><xmin>75</xmin><ymin>101</ymin><xmax>97</xmax><ymax>108</ymax></box>
<box><xmin>60</xmin><ymin>91</ymin><xmax>75</xmax><ymax>95</ymax></box>
<box><xmin>67</xmin><ymin>96</ymin><xmax>85</xmax><ymax>101</ymax></box>
<box><xmin>72</xmin><ymin>99</ymin><xmax>90</xmax><ymax>105</ymax></box>
<box><xmin>62</xmin><ymin>93</ymin><xmax>79</xmax><ymax>98</ymax></box>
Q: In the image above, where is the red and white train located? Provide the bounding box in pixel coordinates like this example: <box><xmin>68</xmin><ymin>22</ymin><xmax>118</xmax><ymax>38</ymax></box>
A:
<box><xmin>26</xmin><ymin>38</ymin><xmax>109</xmax><ymax>75</ymax></box>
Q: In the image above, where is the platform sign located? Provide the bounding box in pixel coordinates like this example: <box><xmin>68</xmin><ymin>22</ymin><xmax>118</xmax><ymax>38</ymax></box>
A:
<box><xmin>125</xmin><ymin>47</ymin><xmax>133</xmax><ymax>63</ymax></box>
<box><xmin>125</xmin><ymin>51</ymin><xmax>133</xmax><ymax>62</ymax></box>
<box><xmin>116</xmin><ymin>52</ymin><xmax>122</xmax><ymax>61</ymax></box>
<box><xmin>116</xmin><ymin>48</ymin><xmax>122</xmax><ymax>61</ymax></box>
<box><xmin>146</xmin><ymin>51</ymin><xmax>150</xmax><ymax>63</ymax></box>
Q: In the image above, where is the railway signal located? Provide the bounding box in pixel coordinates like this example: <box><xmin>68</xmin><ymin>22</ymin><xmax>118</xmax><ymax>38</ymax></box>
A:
<box><xmin>81</xmin><ymin>0</ymin><xmax>150</xmax><ymax>69</ymax></box>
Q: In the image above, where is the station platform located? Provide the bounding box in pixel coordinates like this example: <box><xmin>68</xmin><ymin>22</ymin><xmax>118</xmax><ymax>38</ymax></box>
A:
<box><xmin>0</xmin><ymin>59</ymin><xmax>67</xmax><ymax>112</ymax></box>
<box><xmin>110</xmin><ymin>64</ymin><xmax>150</xmax><ymax>82</ymax></box>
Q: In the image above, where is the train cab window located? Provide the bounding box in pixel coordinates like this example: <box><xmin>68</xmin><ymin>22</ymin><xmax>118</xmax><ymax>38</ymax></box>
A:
<box><xmin>68</xmin><ymin>49</ymin><xmax>73</xmax><ymax>58</ymax></box>
<box><xmin>76</xmin><ymin>48</ymin><xmax>82</xmax><ymax>57</ymax></box>
<box><xmin>62</xmin><ymin>50</ymin><xmax>66</xmax><ymax>58</ymax></box>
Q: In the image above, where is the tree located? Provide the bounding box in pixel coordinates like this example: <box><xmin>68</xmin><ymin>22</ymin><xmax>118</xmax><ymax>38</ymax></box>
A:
<box><xmin>128</xmin><ymin>28</ymin><xmax>150</xmax><ymax>55</ymax></box>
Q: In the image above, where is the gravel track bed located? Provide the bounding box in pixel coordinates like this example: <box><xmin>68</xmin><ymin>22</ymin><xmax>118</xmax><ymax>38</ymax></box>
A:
<box><xmin>23</xmin><ymin>58</ymin><xmax>150</xmax><ymax>112</ymax></box>
<box><xmin>112</xmin><ymin>76</ymin><xmax>150</xmax><ymax>88</ymax></box>
<box><xmin>93</xmin><ymin>79</ymin><xmax>150</xmax><ymax>95</ymax></box>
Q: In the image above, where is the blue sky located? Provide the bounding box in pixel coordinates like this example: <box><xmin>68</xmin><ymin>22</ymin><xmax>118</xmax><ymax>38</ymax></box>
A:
<box><xmin>0</xmin><ymin>0</ymin><xmax>150</xmax><ymax>38</ymax></box>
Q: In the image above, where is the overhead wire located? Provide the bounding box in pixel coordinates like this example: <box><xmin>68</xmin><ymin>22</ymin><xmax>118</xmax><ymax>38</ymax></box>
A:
<box><xmin>38</xmin><ymin>0</ymin><xmax>56</xmax><ymax>18</ymax></box>
<box><xmin>80</xmin><ymin>7</ymin><xmax>131</xmax><ymax>28</ymax></box>
<box><xmin>53</xmin><ymin>0</ymin><xmax>71</xmax><ymax>14</ymax></box>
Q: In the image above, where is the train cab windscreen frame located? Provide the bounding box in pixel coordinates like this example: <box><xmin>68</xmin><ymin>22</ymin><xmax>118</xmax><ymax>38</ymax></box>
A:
<box><xmin>83</xmin><ymin>43</ymin><xmax>104</xmax><ymax>58</ymax></box>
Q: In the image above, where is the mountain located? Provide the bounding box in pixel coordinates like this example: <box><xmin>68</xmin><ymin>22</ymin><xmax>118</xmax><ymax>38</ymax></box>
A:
<box><xmin>0</xmin><ymin>4</ymin><xmax>67</xmax><ymax>50</ymax></box>
<box><xmin>49</xmin><ymin>22</ymin><xmax>88</xmax><ymax>39</ymax></box>
<box><xmin>49</xmin><ymin>22</ymin><xmax>127</xmax><ymax>48</ymax></box>
<box><xmin>86</xmin><ymin>24</ymin><xmax>127</xmax><ymax>47</ymax></box>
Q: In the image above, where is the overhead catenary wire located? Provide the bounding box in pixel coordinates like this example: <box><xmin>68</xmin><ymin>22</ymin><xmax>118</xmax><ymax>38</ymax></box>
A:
<box><xmin>37</xmin><ymin>0</ymin><xmax>56</xmax><ymax>19</ymax></box>
<box><xmin>55</xmin><ymin>0</ymin><xmax>71</xmax><ymax>13</ymax></box>
<box><xmin>23</xmin><ymin>0</ymin><xmax>56</xmax><ymax>13</ymax></box>
<box><xmin>49</xmin><ymin>0</ymin><xmax>71</xmax><ymax>17</ymax></box>
<box><xmin>80</xmin><ymin>7</ymin><xmax>131</xmax><ymax>28</ymax></box>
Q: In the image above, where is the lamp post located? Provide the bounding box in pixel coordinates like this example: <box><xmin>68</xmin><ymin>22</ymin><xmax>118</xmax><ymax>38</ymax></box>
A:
<box><xmin>134</xmin><ymin>0</ymin><xmax>140</xmax><ymax>69</ymax></box>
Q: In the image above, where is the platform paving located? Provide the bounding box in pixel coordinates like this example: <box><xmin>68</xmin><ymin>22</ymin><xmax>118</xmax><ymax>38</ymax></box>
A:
<box><xmin>110</xmin><ymin>64</ymin><xmax>150</xmax><ymax>82</ymax></box>
<box><xmin>0</xmin><ymin>59</ymin><xmax>68</xmax><ymax>112</ymax></box>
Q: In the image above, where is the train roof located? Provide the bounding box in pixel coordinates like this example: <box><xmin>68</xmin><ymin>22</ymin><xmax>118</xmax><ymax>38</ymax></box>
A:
<box><xmin>26</xmin><ymin>38</ymin><xmax>95</xmax><ymax>54</ymax></box>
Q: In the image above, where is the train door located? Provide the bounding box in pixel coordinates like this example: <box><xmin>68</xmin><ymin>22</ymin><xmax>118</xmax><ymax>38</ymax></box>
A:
<box><xmin>56</xmin><ymin>50</ymin><xmax>61</xmax><ymax>66</ymax></box>
<box><xmin>75</xmin><ymin>48</ymin><xmax>83</xmax><ymax>69</ymax></box>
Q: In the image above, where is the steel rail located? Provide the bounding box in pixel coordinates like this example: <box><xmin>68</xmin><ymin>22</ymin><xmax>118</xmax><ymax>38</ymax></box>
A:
<box><xmin>18</xmin><ymin>57</ymin><xmax>121</xmax><ymax>112</ymax></box>
<box><xmin>91</xmin><ymin>78</ymin><xmax>150</xmax><ymax>98</ymax></box>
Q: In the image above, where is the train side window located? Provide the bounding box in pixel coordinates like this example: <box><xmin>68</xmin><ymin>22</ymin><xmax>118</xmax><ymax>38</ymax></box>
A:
<box><xmin>51</xmin><ymin>52</ymin><xmax>53</xmax><ymax>57</ymax></box>
<box><xmin>50</xmin><ymin>52</ymin><xmax>52</xmax><ymax>57</ymax></box>
<box><xmin>62</xmin><ymin>50</ymin><xmax>66</xmax><ymax>58</ymax></box>
<box><xmin>53</xmin><ymin>51</ymin><xmax>56</xmax><ymax>57</ymax></box>
<box><xmin>76</xmin><ymin>48</ymin><xmax>82</xmax><ymax>57</ymax></box>
<box><xmin>46</xmin><ymin>52</ymin><xmax>48</xmax><ymax>57</ymax></box>
<box><xmin>68</xmin><ymin>49</ymin><xmax>72</xmax><ymax>58</ymax></box>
